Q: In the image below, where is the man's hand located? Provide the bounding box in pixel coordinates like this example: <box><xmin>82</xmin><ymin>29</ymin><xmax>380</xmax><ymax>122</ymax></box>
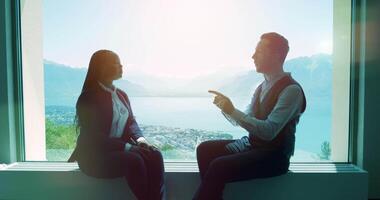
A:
<box><xmin>208</xmin><ymin>90</ymin><xmax>235</xmax><ymax>114</ymax></box>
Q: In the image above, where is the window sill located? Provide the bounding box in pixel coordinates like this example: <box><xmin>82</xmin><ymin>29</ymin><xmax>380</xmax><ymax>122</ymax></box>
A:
<box><xmin>0</xmin><ymin>162</ymin><xmax>368</xmax><ymax>200</ymax></box>
<box><xmin>0</xmin><ymin>161</ymin><xmax>366</xmax><ymax>173</ymax></box>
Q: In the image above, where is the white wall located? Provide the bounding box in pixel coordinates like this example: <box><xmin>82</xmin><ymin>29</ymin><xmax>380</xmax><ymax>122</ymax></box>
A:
<box><xmin>331</xmin><ymin>0</ymin><xmax>351</xmax><ymax>162</ymax></box>
<box><xmin>21</xmin><ymin>0</ymin><xmax>46</xmax><ymax>160</ymax></box>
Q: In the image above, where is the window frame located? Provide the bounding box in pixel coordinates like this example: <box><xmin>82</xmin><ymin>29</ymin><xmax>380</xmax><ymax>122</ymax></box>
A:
<box><xmin>5</xmin><ymin>0</ymin><xmax>361</xmax><ymax>164</ymax></box>
<box><xmin>348</xmin><ymin>0</ymin><xmax>366</xmax><ymax>164</ymax></box>
<box><xmin>0</xmin><ymin>0</ymin><xmax>25</xmax><ymax>163</ymax></box>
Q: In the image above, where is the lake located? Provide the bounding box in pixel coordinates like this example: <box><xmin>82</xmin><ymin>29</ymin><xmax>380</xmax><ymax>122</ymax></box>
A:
<box><xmin>129</xmin><ymin>96</ymin><xmax>331</xmax><ymax>155</ymax></box>
<box><xmin>46</xmin><ymin>95</ymin><xmax>332</xmax><ymax>160</ymax></box>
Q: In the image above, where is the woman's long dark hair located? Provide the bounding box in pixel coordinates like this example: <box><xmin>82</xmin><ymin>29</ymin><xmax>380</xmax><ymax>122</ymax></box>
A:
<box><xmin>81</xmin><ymin>49</ymin><xmax>117</xmax><ymax>92</ymax></box>
<box><xmin>74</xmin><ymin>49</ymin><xmax>117</xmax><ymax>133</ymax></box>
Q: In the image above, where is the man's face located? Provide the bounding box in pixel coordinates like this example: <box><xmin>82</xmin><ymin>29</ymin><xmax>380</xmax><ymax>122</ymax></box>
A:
<box><xmin>252</xmin><ymin>39</ymin><xmax>274</xmax><ymax>73</ymax></box>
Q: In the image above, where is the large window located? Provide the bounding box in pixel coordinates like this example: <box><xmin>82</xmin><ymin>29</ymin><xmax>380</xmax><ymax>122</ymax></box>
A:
<box><xmin>20</xmin><ymin>0</ymin><xmax>351</xmax><ymax>162</ymax></box>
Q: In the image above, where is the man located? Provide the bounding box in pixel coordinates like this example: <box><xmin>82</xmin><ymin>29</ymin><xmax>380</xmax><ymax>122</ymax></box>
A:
<box><xmin>193</xmin><ymin>32</ymin><xmax>306</xmax><ymax>200</ymax></box>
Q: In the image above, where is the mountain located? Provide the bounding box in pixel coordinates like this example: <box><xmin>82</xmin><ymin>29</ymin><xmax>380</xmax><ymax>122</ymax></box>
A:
<box><xmin>44</xmin><ymin>54</ymin><xmax>332</xmax><ymax>106</ymax></box>
<box><xmin>44</xmin><ymin>60</ymin><xmax>149</xmax><ymax>106</ymax></box>
<box><xmin>137</xmin><ymin>70</ymin><xmax>249</xmax><ymax>97</ymax></box>
<box><xmin>284</xmin><ymin>54</ymin><xmax>332</xmax><ymax>97</ymax></box>
<box><xmin>216</xmin><ymin>70</ymin><xmax>262</xmax><ymax>97</ymax></box>
<box><xmin>217</xmin><ymin>54</ymin><xmax>332</xmax><ymax>98</ymax></box>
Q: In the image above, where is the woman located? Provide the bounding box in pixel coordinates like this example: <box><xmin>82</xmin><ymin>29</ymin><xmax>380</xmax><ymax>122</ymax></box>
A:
<box><xmin>68</xmin><ymin>50</ymin><xmax>165</xmax><ymax>200</ymax></box>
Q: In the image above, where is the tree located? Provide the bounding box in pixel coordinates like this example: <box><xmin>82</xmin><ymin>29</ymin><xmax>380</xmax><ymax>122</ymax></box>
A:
<box><xmin>318</xmin><ymin>141</ymin><xmax>331</xmax><ymax>160</ymax></box>
<box><xmin>45</xmin><ymin>119</ymin><xmax>77</xmax><ymax>149</ymax></box>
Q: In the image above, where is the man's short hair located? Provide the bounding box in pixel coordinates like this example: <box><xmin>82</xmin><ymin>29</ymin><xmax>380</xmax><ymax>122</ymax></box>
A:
<box><xmin>261</xmin><ymin>32</ymin><xmax>289</xmax><ymax>62</ymax></box>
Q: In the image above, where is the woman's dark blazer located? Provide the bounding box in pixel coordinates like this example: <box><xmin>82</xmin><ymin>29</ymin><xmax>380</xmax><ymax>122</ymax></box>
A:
<box><xmin>68</xmin><ymin>84</ymin><xmax>143</xmax><ymax>162</ymax></box>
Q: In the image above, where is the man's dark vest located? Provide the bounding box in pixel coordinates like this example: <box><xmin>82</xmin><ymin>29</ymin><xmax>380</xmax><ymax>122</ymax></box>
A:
<box><xmin>249</xmin><ymin>75</ymin><xmax>306</xmax><ymax>158</ymax></box>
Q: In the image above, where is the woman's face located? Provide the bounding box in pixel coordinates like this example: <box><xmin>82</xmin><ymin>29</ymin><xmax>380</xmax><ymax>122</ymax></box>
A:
<box><xmin>101</xmin><ymin>53</ymin><xmax>123</xmax><ymax>81</ymax></box>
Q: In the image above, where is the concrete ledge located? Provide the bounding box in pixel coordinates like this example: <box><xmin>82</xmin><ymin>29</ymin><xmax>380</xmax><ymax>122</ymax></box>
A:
<box><xmin>0</xmin><ymin>162</ymin><xmax>368</xmax><ymax>200</ymax></box>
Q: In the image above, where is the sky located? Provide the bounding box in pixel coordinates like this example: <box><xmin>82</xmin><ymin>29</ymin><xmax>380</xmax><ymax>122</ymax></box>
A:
<box><xmin>43</xmin><ymin>0</ymin><xmax>332</xmax><ymax>78</ymax></box>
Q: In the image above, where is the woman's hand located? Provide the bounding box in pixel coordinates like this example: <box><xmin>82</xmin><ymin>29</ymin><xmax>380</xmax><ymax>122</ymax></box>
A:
<box><xmin>137</xmin><ymin>137</ymin><xmax>159</xmax><ymax>152</ymax></box>
<box><xmin>130</xmin><ymin>145</ymin><xmax>151</xmax><ymax>155</ymax></box>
